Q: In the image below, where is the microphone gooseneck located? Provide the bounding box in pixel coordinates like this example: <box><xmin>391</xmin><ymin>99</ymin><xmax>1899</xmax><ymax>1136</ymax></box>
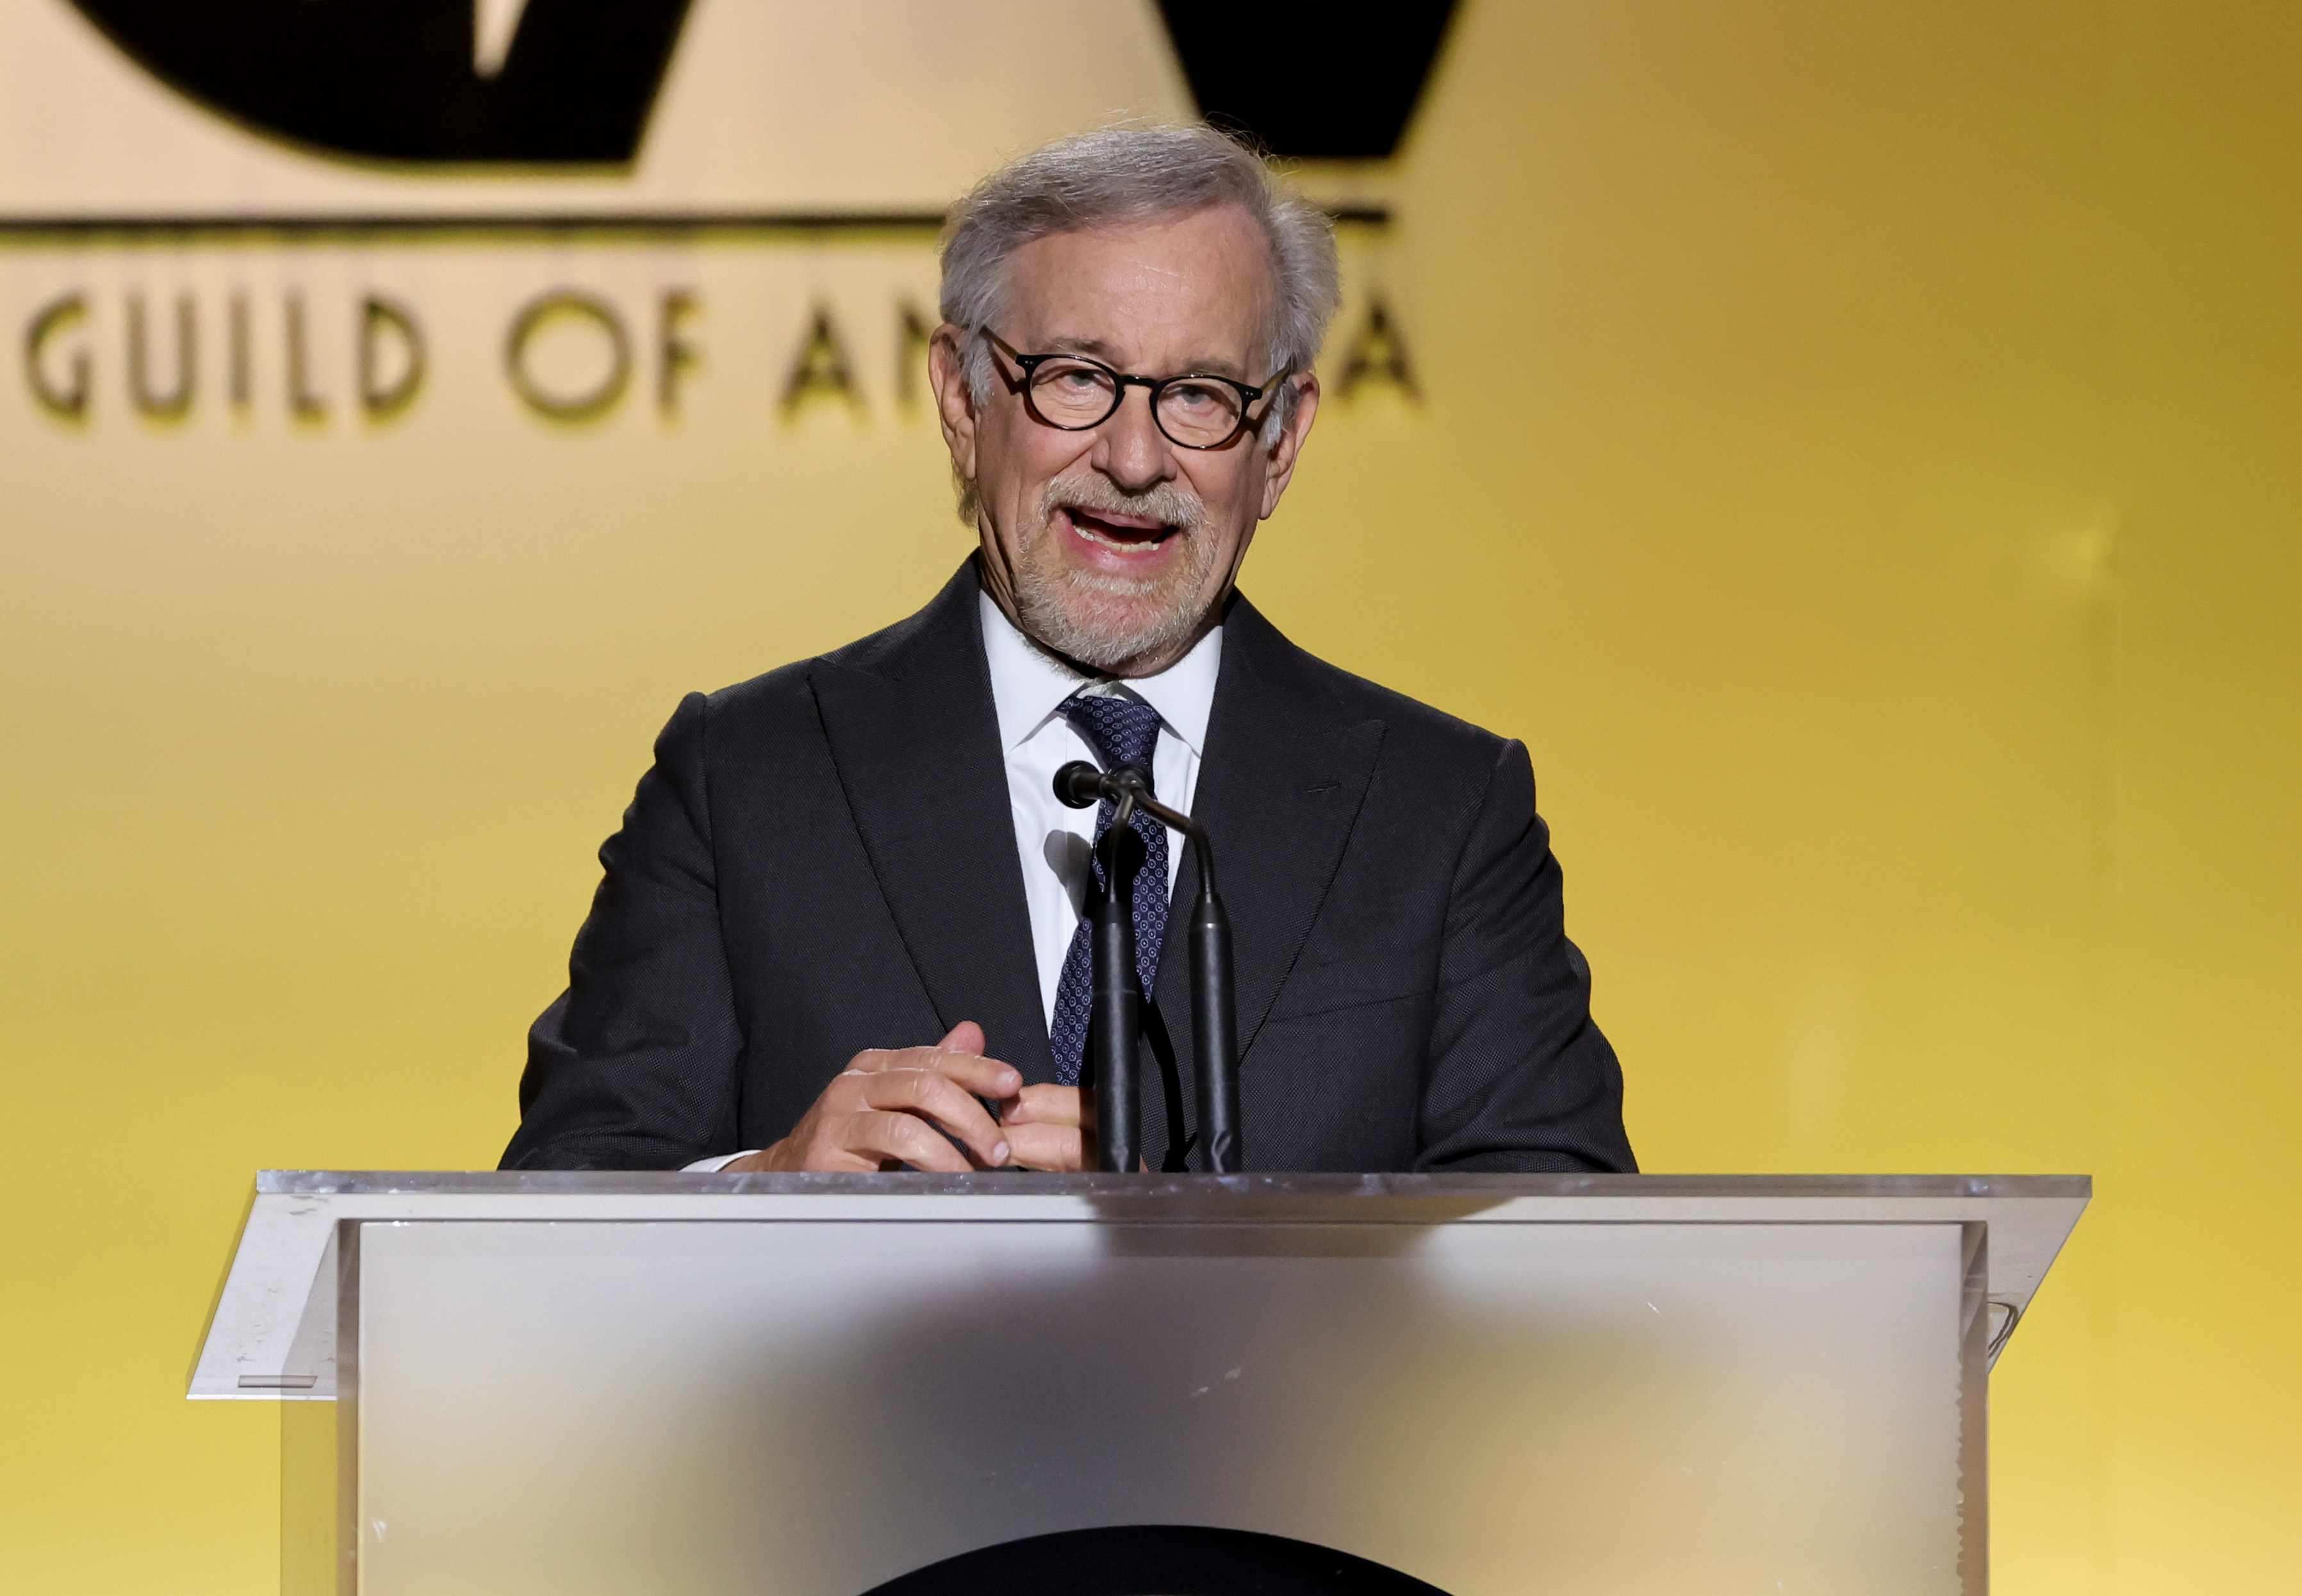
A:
<box><xmin>1052</xmin><ymin>760</ymin><xmax>1243</xmax><ymax>1173</ymax></box>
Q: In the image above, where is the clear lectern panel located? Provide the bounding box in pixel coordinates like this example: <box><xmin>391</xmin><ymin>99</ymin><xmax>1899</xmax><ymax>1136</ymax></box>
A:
<box><xmin>348</xmin><ymin>1213</ymin><xmax>1978</xmax><ymax>1596</ymax></box>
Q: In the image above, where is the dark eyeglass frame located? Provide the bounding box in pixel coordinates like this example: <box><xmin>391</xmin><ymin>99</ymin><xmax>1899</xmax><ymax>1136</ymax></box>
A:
<box><xmin>979</xmin><ymin>327</ymin><xmax>1290</xmax><ymax>450</ymax></box>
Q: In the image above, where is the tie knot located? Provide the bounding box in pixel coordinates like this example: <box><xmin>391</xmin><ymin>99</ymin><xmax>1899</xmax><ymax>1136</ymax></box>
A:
<box><xmin>1062</xmin><ymin>691</ymin><xmax>1163</xmax><ymax>776</ymax></box>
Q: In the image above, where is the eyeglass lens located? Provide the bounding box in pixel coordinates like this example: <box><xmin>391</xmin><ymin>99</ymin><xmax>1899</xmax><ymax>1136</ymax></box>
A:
<box><xmin>1026</xmin><ymin>359</ymin><xmax>1247</xmax><ymax>447</ymax></box>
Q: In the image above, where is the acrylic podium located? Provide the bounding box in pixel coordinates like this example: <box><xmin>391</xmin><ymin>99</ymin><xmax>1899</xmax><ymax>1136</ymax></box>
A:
<box><xmin>193</xmin><ymin>1172</ymin><xmax>2087</xmax><ymax>1596</ymax></box>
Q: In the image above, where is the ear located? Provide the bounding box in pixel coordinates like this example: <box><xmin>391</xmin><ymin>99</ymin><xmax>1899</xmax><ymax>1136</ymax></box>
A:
<box><xmin>928</xmin><ymin>324</ymin><xmax>980</xmax><ymax>486</ymax></box>
<box><xmin>1256</xmin><ymin>372</ymin><xmax>1322</xmax><ymax>521</ymax></box>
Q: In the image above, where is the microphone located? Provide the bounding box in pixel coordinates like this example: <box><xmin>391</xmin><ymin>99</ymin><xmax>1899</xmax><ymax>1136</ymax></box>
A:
<box><xmin>1055</xmin><ymin>761</ymin><xmax>1242</xmax><ymax>1174</ymax></box>
<box><xmin>1051</xmin><ymin>759</ymin><xmax>1115</xmax><ymax>810</ymax></box>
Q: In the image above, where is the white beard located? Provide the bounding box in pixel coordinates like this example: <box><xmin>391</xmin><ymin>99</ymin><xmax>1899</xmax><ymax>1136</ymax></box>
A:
<box><xmin>1010</xmin><ymin>475</ymin><xmax>1220</xmax><ymax>672</ymax></box>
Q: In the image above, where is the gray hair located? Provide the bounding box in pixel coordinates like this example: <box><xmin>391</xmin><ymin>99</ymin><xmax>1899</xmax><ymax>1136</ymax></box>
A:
<box><xmin>939</xmin><ymin>125</ymin><xmax>1342</xmax><ymax>442</ymax></box>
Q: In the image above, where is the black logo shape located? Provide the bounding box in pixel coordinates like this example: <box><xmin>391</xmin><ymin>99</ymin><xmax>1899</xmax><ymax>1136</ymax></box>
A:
<box><xmin>1156</xmin><ymin>1</ymin><xmax>1461</xmax><ymax>159</ymax></box>
<box><xmin>67</xmin><ymin>0</ymin><xmax>693</xmax><ymax>163</ymax></box>
<box><xmin>67</xmin><ymin>0</ymin><xmax>1452</xmax><ymax>170</ymax></box>
<box><xmin>859</xmin><ymin>1524</ymin><xmax>1451</xmax><ymax>1596</ymax></box>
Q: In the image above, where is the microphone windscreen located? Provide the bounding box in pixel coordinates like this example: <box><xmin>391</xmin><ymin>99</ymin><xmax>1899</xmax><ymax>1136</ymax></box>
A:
<box><xmin>1052</xmin><ymin>761</ymin><xmax>1104</xmax><ymax>809</ymax></box>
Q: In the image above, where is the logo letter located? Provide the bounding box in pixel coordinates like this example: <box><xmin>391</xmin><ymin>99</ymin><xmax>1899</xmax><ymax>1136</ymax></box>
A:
<box><xmin>359</xmin><ymin>296</ymin><xmax>427</xmax><ymax>421</ymax></box>
<box><xmin>25</xmin><ymin>293</ymin><xmax>91</xmax><ymax>421</ymax></box>
<box><xmin>128</xmin><ymin>292</ymin><xmax>196</xmax><ymax>422</ymax></box>
<box><xmin>507</xmin><ymin>290</ymin><xmax>632</xmax><ymax>422</ymax></box>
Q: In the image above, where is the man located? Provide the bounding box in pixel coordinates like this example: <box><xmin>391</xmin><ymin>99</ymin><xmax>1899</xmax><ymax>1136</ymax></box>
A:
<box><xmin>502</xmin><ymin>126</ymin><xmax>1632</xmax><ymax>1176</ymax></box>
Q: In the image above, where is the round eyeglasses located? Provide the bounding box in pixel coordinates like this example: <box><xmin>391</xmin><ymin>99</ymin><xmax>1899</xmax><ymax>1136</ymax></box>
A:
<box><xmin>980</xmin><ymin>327</ymin><xmax>1287</xmax><ymax>450</ymax></box>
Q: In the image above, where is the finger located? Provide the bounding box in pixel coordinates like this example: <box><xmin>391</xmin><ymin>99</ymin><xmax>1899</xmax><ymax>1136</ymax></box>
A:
<box><xmin>922</xmin><ymin>1049</ymin><xmax>1024</xmax><ymax>1100</ymax></box>
<box><xmin>858</xmin><ymin>1070</ymin><xmax>1012</xmax><ymax>1169</ymax></box>
<box><xmin>847</xmin><ymin>1041</ymin><xmax>1021</xmax><ymax>1101</ymax></box>
<box><xmin>1001</xmin><ymin>1121</ymin><xmax>1084</xmax><ymax>1172</ymax></box>
<box><xmin>841</xmin><ymin>1110</ymin><xmax>973</xmax><ymax>1174</ymax></box>
<box><xmin>935</xmin><ymin>1020</ymin><xmax>985</xmax><ymax>1056</ymax></box>
<box><xmin>999</xmin><ymin>1083</ymin><xmax>1083</xmax><ymax>1128</ymax></box>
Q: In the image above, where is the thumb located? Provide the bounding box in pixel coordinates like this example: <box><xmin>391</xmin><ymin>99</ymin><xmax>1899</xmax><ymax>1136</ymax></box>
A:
<box><xmin>935</xmin><ymin>1020</ymin><xmax>986</xmax><ymax>1057</ymax></box>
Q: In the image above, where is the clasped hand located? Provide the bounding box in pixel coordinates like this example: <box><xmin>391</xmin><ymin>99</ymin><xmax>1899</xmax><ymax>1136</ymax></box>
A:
<box><xmin>725</xmin><ymin>1022</ymin><xmax>1082</xmax><ymax>1173</ymax></box>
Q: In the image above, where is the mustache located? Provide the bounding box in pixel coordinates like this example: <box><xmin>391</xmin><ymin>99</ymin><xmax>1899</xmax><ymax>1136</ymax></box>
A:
<box><xmin>1039</xmin><ymin>475</ymin><xmax>1206</xmax><ymax>535</ymax></box>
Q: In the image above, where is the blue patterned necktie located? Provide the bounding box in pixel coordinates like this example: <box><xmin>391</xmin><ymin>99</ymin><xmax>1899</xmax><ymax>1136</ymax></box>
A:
<box><xmin>1048</xmin><ymin>693</ymin><xmax>1170</xmax><ymax>1086</ymax></box>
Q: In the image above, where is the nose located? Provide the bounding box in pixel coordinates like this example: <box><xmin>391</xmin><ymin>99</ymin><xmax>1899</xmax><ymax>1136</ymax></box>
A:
<box><xmin>1092</xmin><ymin>383</ymin><xmax>1177</xmax><ymax>495</ymax></box>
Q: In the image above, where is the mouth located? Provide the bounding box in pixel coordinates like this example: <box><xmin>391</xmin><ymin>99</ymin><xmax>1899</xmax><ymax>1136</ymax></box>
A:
<box><xmin>1058</xmin><ymin>505</ymin><xmax>1180</xmax><ymax>554</ymax></box>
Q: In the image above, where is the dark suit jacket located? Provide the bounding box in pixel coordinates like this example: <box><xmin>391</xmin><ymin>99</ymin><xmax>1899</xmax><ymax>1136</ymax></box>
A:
<box><xmin>502</xmin><ymin>562</ymin><xmax>1634</xmax><ymax>1173</ymax></box>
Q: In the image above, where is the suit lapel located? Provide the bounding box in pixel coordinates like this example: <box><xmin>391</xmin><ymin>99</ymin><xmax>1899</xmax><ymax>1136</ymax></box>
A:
<box><xmin>1151</xmin><ymin>594</ymin><xmax>1385</xmax><ymax>1146</ymax></box>
<box><xmin>810</xmin><ymin>563</ymin><xmax>1057</xmax><ymax>1084</ymax></box>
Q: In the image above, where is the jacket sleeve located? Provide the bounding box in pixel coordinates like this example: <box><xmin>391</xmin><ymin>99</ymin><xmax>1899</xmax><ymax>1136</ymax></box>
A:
<box><xmin>500</xmin><ymin>693</ymin><xmax>744</xmax><ymax>1169</ymax></box>
<box><xmin>1412</xmin><ymin>739</ymin><xmax>1636</xmax><ymax>1174</ymax></box>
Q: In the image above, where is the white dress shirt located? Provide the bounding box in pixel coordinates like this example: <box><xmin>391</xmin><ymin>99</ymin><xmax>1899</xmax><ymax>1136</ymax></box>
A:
<box><xmin>686</xmin><ymin>592</ymin><xmax>1223</xmax><ymax>1169</ymax></box>
<box><xmin>980</xmin><ymin>591</ymin><xmax>1221</xmax><ymax>1026</ymax></box>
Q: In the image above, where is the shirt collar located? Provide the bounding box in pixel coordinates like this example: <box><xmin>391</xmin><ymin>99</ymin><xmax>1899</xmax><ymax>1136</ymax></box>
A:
<box><xmin>978</xmin><ymin>590</ymin><xmax>1223</xmax><ymax>758</ymax></box>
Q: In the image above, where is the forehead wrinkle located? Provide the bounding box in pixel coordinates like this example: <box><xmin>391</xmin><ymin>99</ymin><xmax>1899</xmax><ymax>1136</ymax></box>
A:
<box><xmin>1007</xmin><ymin>211</ymin><xmax>1275</xmax><ymax>378</ymax></box>
<box><xmin>1035</xmin><ymin>333</ymin><xmax>1253</xmax><ymax>381</ymax></box>
<box><xmin>1039</xmin><ymin>334</ymin><xmax>1122</xmax><ymax>361</ymax></box>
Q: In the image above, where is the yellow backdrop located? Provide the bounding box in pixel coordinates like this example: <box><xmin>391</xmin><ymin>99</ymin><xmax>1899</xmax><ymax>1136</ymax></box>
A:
<box><xmin>2</xmin><ymin>1</ymin><xmax>2296</xmax><ymax>1592</ymax></box>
